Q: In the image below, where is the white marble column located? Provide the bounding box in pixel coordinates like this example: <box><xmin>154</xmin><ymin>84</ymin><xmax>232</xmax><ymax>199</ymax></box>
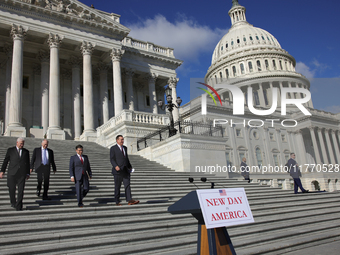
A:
<box><xmin>5</xmin><ymin>25</ymin><xmax>27</xmax><ymax>137</ymax></box>
<box><xmin>125</xmin><ymin>69</ymin><xmax>135</xmax><ymax>111</ymax></box>
<box><xmin>38</xmin><ymin>50</ymin><xmax>50</xmax><ymax>136</ymax></box>
<box><xmin>147</xmin><ymin>73</ymin><xmax>158</xmax><ymax>114</ymax></box>
<box><xmin>69</xmin><ymin>56</ymin><xmax>82</xmax><ymax>140</ymax></box>
<box><xmin>168</xmin><ymin>77</ymin><xmax>180</xmax><ymax>122</ymax></box>
<box><xmin>296</xmin><ymin>130</ymin><xmax>308</xmax><ymax>164</ymax></box>
<box><xmin>3</xmin><ymin>44</ymin><xmax>12</xmax><ymax>132</ymax></box>
<box><xmin>309</xmin><ymin>127</ymin><xmax>322</xmax><ymax>164</ymax></box>
<box><xmin>331</xmin><ymin>130</ymin><xmax>340</xmax><ymax>163</ymax></box>
<box><xmin>317</xmin><ymin>128</ymin><xmax>329</xmax><ymax>164</ymax></box>
<box><xmin>258</xmin><ymin>83</ymin><xmax>265</xmax><ymax>107</ymax></box>
<box><xmin>97</xmin><ymin>62</ymin><xmax>109</xmax><ymax>124</ymax></box>
<box><xmin>278</xmin><ymin>82</ymin><xmax>283</xmax><ymax>107</ymax></box>
<box><xmin>324</xmin><ymin>129</ymin><xmax>336</xmax><ymax>164</ymax></box>
<box><xmin>80</xmin><ymin>41</ymin><xmax>96</xmax><ymax>141</ymax></box>
<box><xmin>111</xmin><ymin>48</ymin><xmax>125</xmax><ymax>116</ymax></box>
<box><xmin>268</xmin><ymin>82</ymin><xmax>273</xmax><ymax>107</ymax></box>
<box><xmin>46</xmin><ymin>33</ymin><xmax>65</xmax><ymax>139</ymax></box>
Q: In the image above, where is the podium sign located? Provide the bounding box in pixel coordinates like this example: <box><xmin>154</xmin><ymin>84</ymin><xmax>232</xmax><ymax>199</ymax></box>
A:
<box><xmin>197</xmin><ymin>188</ymin><xmax>254</xmax><ymax>229</ymax></box>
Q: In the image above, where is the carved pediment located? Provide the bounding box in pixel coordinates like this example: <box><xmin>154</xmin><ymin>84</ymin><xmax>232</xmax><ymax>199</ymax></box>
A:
<box><xmin>9</xmin><ymin>0</ymin><xmax>130</xmax><ymax>37</ymax></box>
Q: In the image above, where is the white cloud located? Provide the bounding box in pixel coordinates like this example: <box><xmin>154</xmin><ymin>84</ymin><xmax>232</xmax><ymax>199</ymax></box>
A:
<box><xmin>295</xmin><ymin>62</ymin><xmax>315</xmax><ymax>78</ymax></box>
<box><xmin>127</xmin><ymin>14</ymin><xmax>228</xmax><ymax>62</ymax></box>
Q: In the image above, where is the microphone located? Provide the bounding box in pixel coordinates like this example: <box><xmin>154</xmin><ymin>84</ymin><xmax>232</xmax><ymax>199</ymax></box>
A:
<box><xmin>201</xmin><ymin>177</ymin><xmax>226</xmax><ymax>189</ymax></box>
<box><xmin>188</xmin><ymin>178</ymin><xmax>199</xmax><ymax>189</ymax></box>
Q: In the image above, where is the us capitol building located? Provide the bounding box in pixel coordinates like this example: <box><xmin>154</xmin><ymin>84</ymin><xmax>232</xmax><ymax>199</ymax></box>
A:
<box><xmin>0</xmin><ymin>0</ymin><xmax>339</xmax><ymax>191</ymax></box>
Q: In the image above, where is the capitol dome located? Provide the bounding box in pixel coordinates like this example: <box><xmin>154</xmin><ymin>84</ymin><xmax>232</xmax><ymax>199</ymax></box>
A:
<box><xmin>206</xmin><ymin>0</ymin><xmax>301</xmax><ymax>82</ymax></box>
<box><xmin>205</xmin><ymin>0</ymin><xmax>311</xmax><ymax>112</ymax></box>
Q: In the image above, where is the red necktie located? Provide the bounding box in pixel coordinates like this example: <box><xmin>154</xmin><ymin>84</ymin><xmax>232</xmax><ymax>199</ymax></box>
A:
<box><xmin>80</xmin><ymin>156</ymin><xmax>84</xmax><ymax>174</ymax></box>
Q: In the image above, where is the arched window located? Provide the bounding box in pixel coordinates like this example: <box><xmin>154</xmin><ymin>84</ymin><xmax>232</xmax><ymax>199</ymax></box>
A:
<box><xmin>237</xmin><ymin>39</ymin><xmax>240</xmax><ymax>44</ymax></box>
<box><xmin>226</xmin><ymin>43</ymin><xmax>228</xmax><ymax>48</ymax></box>
<box><xmin>256</xmin><ymin>148</ymin><xmax>263</xmax><ymax>167</ymax></box>
<box><xmin>226</xmin><ymin>69</ymin><xmax>229</xmax><ymax>78</ymax></box>
<box><xmin>221</xmin><ymin>46</ymin><xmax>223</xmax><ymax>51</ymax></box>
<box><xmin>231</xmin><ymin>41</ymin><xmax>234</xmax><ymax>46</ymax></box>
<box><xmin>215</xmin><ymin>75</ymin><xmax>218</xmax><ymax>84</ymax></box>
<box><xmin>279</xmin><ymin>60</ymin><xmax>283</xmax><ymax>70</ymax></box>
<box><xmin>250</xmin><ymin>36</ymin><xmax>253</xmax><ymax>41</ymax></box>
<box><xmin>256</xmin><ymin>35</ymin><xmax>259</xmax><ymax>40</ymax></box>
<box><xmin>272</xmin><ymin>60</ymin><xmax>277</xmax><ymax>70</ymax></box>
<box><xmin>248</xmin><ymin>62</ymin><xmax>253</xmax><ymax>72</ymax></box>
<box><xmin>219</xmin><ymin>72</ymin><xmax>223</xmax><ymax>82</ymax></box>
<box><xmin>261</xmin><ymin>35</ymin><xmax>265</xmax><ymax>40</ymax></box>
<box><xmin>257</xmin><ymin>60</ymin><xmax>262</xmax><ymax>71</ymax></box>
<box><xmin>265</xmin><ymin>60</ymin><xmax>269</xmax><ymax>70</ymax></box>
<box><xmin>243</xmin><ymin>37</ymin><xmax>246</xmax><ymax>42</ymax></box>
<box><xmin>240</xmin><ymin>63</ymin><xmax>245</xmax><ymax>74</ymax></box>
<box><xmin>232</xmin><ymin>66</ymin><xmax>237</xmax><ymax>76</ymax></box>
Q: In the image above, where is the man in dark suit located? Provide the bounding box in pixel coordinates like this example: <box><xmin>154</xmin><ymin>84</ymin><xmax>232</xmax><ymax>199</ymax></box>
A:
<box><xmin>288</xmin><ymin>152</ymin><xmax>309</xmax><ymax>194</ymax></box>
<box><xmin>240</xmin><ymin>157</ymin><xmax>250</xmax><ymax>183</ymax></box>
<box><xmin>110</xmin><ymin>135</ymin><xmax>139</xmax><ymax>206</ymax></box>
<box><xmin>30</xmin><ymin>139</ymin><xmax>57</xmax><ymax>200</ymax></box>
<box><xmin>0</xmin><ymin>137</ymin><xmax>30</xmax><ymax>211</ymax></box>
<box><xmin>69</xmin><ymin>144</ymin><xmax>92</xmax><ymax>207</ymax></box>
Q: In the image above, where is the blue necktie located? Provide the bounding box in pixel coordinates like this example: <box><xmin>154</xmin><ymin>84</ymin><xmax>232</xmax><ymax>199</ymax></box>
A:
<box><xmin>43</xmin><ymin>149</ymin><xmax>47</xmax><ymax>165</ymax></box>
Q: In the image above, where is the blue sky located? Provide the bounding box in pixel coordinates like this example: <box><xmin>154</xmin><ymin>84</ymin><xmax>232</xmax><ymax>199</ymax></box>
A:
<box><xmin>80</xmin><ymin>0</ymin><xmax>340</xmax><ymax>113</ymax></box>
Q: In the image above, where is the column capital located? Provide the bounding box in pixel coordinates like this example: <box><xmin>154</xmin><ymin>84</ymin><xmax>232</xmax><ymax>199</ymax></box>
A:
<box><xmin>124</xmin><ymin>68</ymin><xmax>135</xmax><ymax>78</ymax></box>
<box><xmin>168</xmin><ymin>76</ymin><xmax>179</xmax><ymax>89</ymax></box>
<box><xmin>61</xmin><ymin>68</ymin><xmax>72</xmax><ymax>80</ymax></box>
<box><xmin>37</xmin><ymin>50</ymin><xmax>50</xmax><ymax>63</ymax></box>
<box><xmin>97</xmin><ymin>62</ymin><xmax>109</xmax><ymax>72</ymax></box>
<box><xmin>10</xmin><ymin>25</ymin><xmax>27</xmax><ymax>41</ymax></box>
<box><xmin>145</xmin><ymin>73</ymin><xmax>158</xmax><ymax>83</ymax></box>
<box><xmin>111</xmin><ymin>48</ymin><xmax>125</xmax><ymax>61</ymax></box>
<box><xmin>67</xmin><ymin>56</ymin><xmax>81</xmax><ymax>68</ymax></box>
<box><xmin>47</xmin><ymin>33</ymin><xmax>63</xmax><ymax>49</ymax></box>
<box><xmin>324</xmin><ymin>128</ymin><xmax>329</xmax><ymax>133</ymax></box>
<box><xmin>135</xmin><ymin>82</ymin><xmax>145</xmax><ymax>90</ymax></box>
<box><xmin>330</xmin><ymin>129</ymin><xmax>336</xmax><ymax>135</ymax></box>
<box><xmin>81</xmin><ymin>41</ymin><xmax>96</xmax><ymax>55</ymax></box>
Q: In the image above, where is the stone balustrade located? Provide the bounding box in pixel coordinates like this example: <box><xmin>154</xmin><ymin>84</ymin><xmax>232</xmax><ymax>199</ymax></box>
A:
<box><xmin>97</xmin><ymin>110</ymin><xmax>170</xmax><ymax>136</ymax></box>
<box><xmin>122</xmin><ymin>37</ymin><xmax>174</xmax><ymax>57</ymax></box>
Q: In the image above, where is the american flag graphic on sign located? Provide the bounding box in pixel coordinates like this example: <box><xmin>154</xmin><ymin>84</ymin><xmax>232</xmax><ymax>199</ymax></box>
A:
<box><xmin>219</xmin><ymin>189</ymin><xmax>226</xmax><ymax>196</ymax></box>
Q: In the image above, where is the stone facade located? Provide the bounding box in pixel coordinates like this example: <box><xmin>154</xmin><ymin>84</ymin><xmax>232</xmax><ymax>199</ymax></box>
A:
<box><xmin>0</xmin><ymin>0</ymin><xmax>182</xmax><ymax>140</ymax></box>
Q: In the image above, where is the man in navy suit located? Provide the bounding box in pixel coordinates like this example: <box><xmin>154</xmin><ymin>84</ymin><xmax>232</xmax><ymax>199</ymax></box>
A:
<box><xmin>30</xmin><ymin>139</ymin><xmax>57</xmax><ymax>200</ymax></box>
<box><xmin>0</xmin><ymin>137</ymin><xmax>30</xmax><ymax>211</ymax></box>
<box><xmin>240</xmin><ymin>157</ymin><xmax>250</xmax><ymax>183</ymax></box>
<box><xmin>69</xmin><ymin>145</ymin><xmax>92</xmax><ymax>207</ymax></box>
<box><xmin>110</xmin><ymin>135</ymin><xmax>139</xmax><ymax>206</ymax></box>
<box><xmin>288</xmin><ymin>152</ymin><xmax>309</xmax><ymax>194</ymax></box>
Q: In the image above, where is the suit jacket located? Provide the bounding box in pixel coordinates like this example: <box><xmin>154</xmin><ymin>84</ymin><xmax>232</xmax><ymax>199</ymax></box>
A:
<box><xmin>69</xmin><ymin>154</ymin><xmax>92</xmax><ymax>181</ymax></box>
<box><xmin>240</xmin><ymin>161</ymin><xmax>249</xmax><ymax>178</ymax></box>
<box><xmin>30</xmin><ymin>147</ymin><xmax>57</xmax><ymax>172</ymax></box>
<box><xmin>1</xmin><ymin>147</ymin><xmax>30</xmax><ymax>177</ymax></box>
<box><xmin>110</xmin><ymin>144</ymin><xmax>132</xmax><ymax>175</ymax></box>
<box><xmin>288</xmin><ymin>158</ymin><xmax>301</xmax><ymax>178</ymax></box>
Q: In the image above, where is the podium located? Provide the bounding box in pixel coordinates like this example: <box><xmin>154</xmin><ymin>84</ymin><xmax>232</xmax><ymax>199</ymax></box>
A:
<box><xmin>168</xmin><ymin>191</ymin><xmax>236</xmax><ymax>255</ymax></box>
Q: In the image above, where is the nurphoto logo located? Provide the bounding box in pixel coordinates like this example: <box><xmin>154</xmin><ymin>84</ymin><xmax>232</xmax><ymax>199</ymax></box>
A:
<box><xmin>199</xmin><ymin>82</ymin><xmax>311</xmax><ymax>116</ymax></box>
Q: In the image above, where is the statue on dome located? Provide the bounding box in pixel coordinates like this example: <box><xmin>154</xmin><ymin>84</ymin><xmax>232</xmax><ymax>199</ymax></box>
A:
<box><xmin>232</xmin><ymin>0</ymin><xmax>240</xmax><ymax>6</ymax></box>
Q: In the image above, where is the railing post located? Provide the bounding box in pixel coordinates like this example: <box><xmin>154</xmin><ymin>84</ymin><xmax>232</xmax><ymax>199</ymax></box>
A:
<box><xmin>178</xmin><ymin>120</ymin><xmax>181</xmax><ymax>133</ymax></box>
<box><xmin>209</xmin><ymin>124</ymin><xmax>213</xmax><ymax>136</ymax></box>
<box><xmin>220</xmin><ymin>126</ymin><xmax>224</xmax><ymax>137</ymax></box>
<box><xmin>144</xmin><ymin>138</ymin><xmax>147</xmax><ymax>148</ymax></box>
<box><xmin>159</xmin><ymin>130</ymin><xmax>162</xmax><ymax>141</ymax></box>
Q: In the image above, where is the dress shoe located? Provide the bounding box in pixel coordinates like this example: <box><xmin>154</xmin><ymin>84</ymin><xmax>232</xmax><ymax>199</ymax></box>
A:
<box><xmin>36</xmin><ymin>190</ymin><xmax>41</xmax><ymax>197</ymax></box>
<box><xmin>43</xmin><ymin>196</ymin><xmax>51</xmax><ymax>200</ymax></box>
<box><xmin>16</xmin><ymin>207</ymin><xmax>23</xmax><ymax>211</ymax></box>
<box><xmin>128</xmin><ymin>200</ymin><xmax>140</xmax><ymax>205</ymax></box>
<box><xmin>303</xmin><ymin>190</ymin><xmax>309</xmax><ymax>193</ymax></box>
<box><xmin>116</xmin><ymin>203</ymin><xmax>122</xmax><ymax>206</ymax></box>
<box><xmin>78</xmin><ymin>203</ymin><xmax>84</xmax><ymax>208</ymax></box>
<box><xmin>11</xmin><ymin>204</ymin><xmax>15</xmax><ymax>208</ymax></box>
